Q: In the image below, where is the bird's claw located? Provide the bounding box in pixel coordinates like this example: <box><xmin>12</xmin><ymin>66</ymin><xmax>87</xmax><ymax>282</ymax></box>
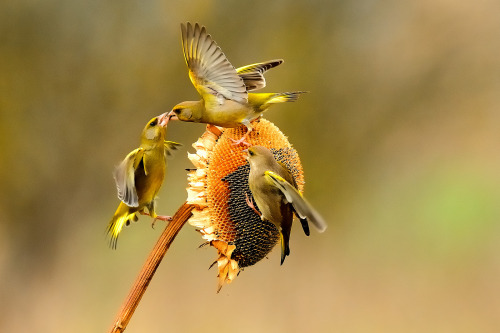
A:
<box><xmin>245</xmin><ymin>192</ymin><xmax>261</xmax><ymax>217</ymax></box>
<box><xmin>155</xmin><ymin>215</ymin><xmax>173</xmax><ymax>222</ymax></box>
<box><xmin>151</xmin><ymin>215</ymin><xmax>172</xmax><ymax>229</ymax></box>
<box><xmin>139</xmin><ymin>211</ymin><xmax>172</xmax><ymax>229</ymax></box>
<box><xmin>231</xmin><ymin>137</ymin><xmax>251</xmax><ymax>147</ymax></box>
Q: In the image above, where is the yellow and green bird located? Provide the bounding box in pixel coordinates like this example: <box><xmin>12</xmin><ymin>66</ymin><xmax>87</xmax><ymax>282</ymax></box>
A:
<box><xmin>168</xmin><ymin>22</ymin><xmax>306</xmax><ymax>145</ymax></box>
<box><xmin>246</xmin><ymin>146</ymin><xmax>327</xmax><ymax>264</ymax></box>
<box><xmin>107</xmin><ymin>114</ymin><xmax>181</xmax><ymax>248</ymax></box>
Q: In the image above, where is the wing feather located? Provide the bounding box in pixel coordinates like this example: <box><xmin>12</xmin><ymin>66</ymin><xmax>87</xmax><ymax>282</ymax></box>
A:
<box><xmin>265</xmin><ymin>171</ymin><xmax>327</xmax><ymax>233</ymax></box>
<box><xmin>181</xmin><ymin>22</ymin><xmax>247</xmax><ymax>104</ymax></box>
<box><xmin>236</xmin><ymin>59</ymin><xmax>283</xmax><ymax>91</ymax></box>
<box><xmin>113</xmin><ymin>148</ymin><xmax>145</xmax><ymax>207</ymax></box>
<box><xmin>164</xmin><ymin>141</ymin><xmax>183</xmax><ymax>158</ymax></box>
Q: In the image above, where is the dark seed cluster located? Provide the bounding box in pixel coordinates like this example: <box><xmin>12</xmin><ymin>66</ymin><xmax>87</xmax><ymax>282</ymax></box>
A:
<box><xmin>221</xmin><ymin>147</ymin><xmax>302</xmax><ymax>267</ymax></box>
<box><xmin>223</xmin><ymin>164</ymin><xmax>280</xmax><ymax>268</ymax></box>
<box><xmin>202</xmin><ymin>119</ymin><xmax>305</xmax><ymax>270</ymax></box>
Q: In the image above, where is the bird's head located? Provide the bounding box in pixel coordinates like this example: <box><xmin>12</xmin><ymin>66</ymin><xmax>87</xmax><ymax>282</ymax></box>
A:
<box><xmin>169</xmin><ymin>101</ymin><xmax>201</xmax><ymax>122</ymax></box>
<box><xmin>141</xmin><ymin>116</ymin><xmax>167</xmax><ymax>145</ymax></box>
<box><xmin>246</xmin><ymin>146</ymin><xmax>275</xmax><ymax>168</ymax></box>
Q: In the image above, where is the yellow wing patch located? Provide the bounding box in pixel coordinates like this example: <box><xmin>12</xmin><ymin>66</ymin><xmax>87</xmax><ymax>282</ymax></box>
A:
<box><xmin>265</xmin><ymin>170</ymin><xmax>303</xmax><ymax>198</ymax></box>
<box><xmin>264</xmin><ymin>170</ymin><xmax>285</xmax><ymax>182</ymax></box>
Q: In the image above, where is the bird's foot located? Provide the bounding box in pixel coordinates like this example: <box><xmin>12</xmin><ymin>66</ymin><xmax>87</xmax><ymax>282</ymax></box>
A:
<box><xmin>140</xmin><ymin>211</ymin><xmax>172</xmax><ymax>229</ymax></box>
<box><xmin>231</xmin><ymin>124</ymin><xmax>253</xmax><ymax>146</ymax></box>
<box><xmin>151</xmin><ymin>215</ymin><xmax>172</xmax><ymax>229</ymax></box>
<box><xmin>154</xmin><ymin>215</ymin><xmax>173</xmax><ymax>222</ymax></box>
<box><xmin>245</xmin><ymin>192</ymin><xmax>261</xmax><ymax>217</ymax></box>
<box><xmin>231</xmin><ymin>136</ymin><xmax>251</xmax><ymax>147</ymax></box>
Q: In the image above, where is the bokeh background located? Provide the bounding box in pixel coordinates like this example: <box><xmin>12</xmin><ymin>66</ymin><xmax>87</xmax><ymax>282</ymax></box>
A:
<box><xmin>1</xmin><ymin>0</ymin><xmax>500</xmax><ymax>332</ymax></box>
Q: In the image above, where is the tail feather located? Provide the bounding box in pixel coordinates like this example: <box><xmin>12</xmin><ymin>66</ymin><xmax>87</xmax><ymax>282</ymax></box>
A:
<box><xmin>107</xmin><ymin>202</ymin><xmax>137</xmax><ymax>249</ymax></box>
<box><xmin>280</xmin><ymin>232</ymin><xmax>291</xmax><ymax>265</ymax></box>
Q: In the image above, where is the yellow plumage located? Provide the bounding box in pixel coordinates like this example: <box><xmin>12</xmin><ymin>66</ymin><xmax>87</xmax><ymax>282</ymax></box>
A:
<box><xmin>168</xmin><ymin>22</ymin><xmax>306</xmax><ymax>144</ymax></box>
<box><xmin>108</xmin><ymin>202</ymin><xmax>138</xmax><ymax>247</ymax></box>
<box><xmin>107</xmin><ymin>115</ymin><xmax>181</xmax><ymax>248</ymax></box>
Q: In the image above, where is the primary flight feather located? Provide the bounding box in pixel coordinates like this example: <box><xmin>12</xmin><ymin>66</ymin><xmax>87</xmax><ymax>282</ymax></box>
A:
<box><xmin>169</xmin><ymin>22</ymin><xmax>306</xmax><ymax>145</ymax></box>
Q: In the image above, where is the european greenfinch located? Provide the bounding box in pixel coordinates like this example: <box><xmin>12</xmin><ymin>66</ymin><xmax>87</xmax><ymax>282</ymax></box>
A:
<box><xmin>246</xmin><ymin>146</ymin><xmax>327</xmax><ymax>264</ymax></box>
<box><xmin>107</xmin><ymin>114</ymin><xmax>181</xmax><ymax>248</ymax></box>
<box><xmin>169</xmin><ymin>22</ymin><xmax>306</xmax><ymax>145</ymax></box>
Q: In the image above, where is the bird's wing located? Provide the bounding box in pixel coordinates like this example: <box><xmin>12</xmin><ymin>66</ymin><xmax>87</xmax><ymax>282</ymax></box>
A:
<box><xmin>164</xmin><ymin>140</ymin><xmax>183</xmax><ymax>158</ymax></box>
<box><xmin>181</xmin><ymin>22</ymin><xmax>247</xmax><ymax>104</ymax></box>
<box><xmin>264</xmin><ymin>170</ymin><xmax>327</xmax><ymax>233</ymax></box>
<box><xmin>236</xmin><ymin>59</ymin><xmax>283</xmax><ymax>91</ymax></box>
<box><xmin>113</xmin><ymin>148</ymin><xmax>145</xmax><ymax>207</ymax></box>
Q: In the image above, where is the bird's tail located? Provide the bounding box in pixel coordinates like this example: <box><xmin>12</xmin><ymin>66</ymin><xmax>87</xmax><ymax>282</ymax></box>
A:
<box><xmin>280</xmin><ymin>232</ymin><xmax>291</xmax><ymax>265</ymax></box>
<box><xmin>264</xmin><ymin>91</ymin><xmax>308</xmax><ymax>105</ymax></box>
<box><xmin>107</xmin><ymin>202</ymin><xmax>138</xmax><ymax>249</ymax></box>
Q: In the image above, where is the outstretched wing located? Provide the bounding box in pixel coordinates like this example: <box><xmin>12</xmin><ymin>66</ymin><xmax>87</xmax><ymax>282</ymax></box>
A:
<box><xmin>181</xmin><ymin>22</ymin><xmax>247</xmax><ymax>105</ymax></box>
<box><xmin>264</xmin><ymin>170</ymin><xmax>327</xmax><ymax>233</ymax></box>
<box><xmin>113</xmin><ymin>148</ymin><xmax>145</xmax><ymax>207</ymax></box>
<box><xmin>236</xmin><ymin>59</ymin><xmax>283</xmax><ymax>91</ymax></box>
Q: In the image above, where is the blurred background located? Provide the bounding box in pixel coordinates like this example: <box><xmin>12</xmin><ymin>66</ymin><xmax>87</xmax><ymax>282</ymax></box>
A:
<box><xmin>1</xmin><ymin>0</ymin><xmax>499</xmax><ymax>332</ymax></box>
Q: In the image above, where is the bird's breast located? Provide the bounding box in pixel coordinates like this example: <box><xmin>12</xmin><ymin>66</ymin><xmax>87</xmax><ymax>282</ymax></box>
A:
<box><xmin>135</xmin><ymin>149</ymin><xmax>166</xmax><ymax>205</ymax></box>
<box><xmin>203</xmin><ymin>100</ymin><xmax>257</xmax><ymax>127</ymax></box>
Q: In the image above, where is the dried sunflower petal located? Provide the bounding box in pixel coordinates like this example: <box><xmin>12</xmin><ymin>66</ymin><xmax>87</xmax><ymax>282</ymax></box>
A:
<box><xmin>186</xmin><ymin>118</ymin><xmax>304</xmax><ymax>291</ymax></box>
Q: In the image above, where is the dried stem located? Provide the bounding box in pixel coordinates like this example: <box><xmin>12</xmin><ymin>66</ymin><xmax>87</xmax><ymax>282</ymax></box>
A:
<box><xmin>109</xmin><ymin>202</ymin><xmax>195</xmax><ymax>333</ymax></box>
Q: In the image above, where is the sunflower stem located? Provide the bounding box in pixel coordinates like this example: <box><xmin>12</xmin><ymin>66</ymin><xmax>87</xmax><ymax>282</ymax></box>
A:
<box><xmin>109</xmin><ymin>202</ymin><xmax>195</xmax><ymax>333</ymax></box>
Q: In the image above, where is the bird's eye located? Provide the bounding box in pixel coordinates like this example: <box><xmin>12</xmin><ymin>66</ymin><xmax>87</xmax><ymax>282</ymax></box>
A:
<box><xmin>150</xmin><ymin>119</ymin><xmax>158</xmax><ymax>126</ymax></box>
<box><xmin>248</xmin><ymin>150</ymin><xmax>255</xmax><ymax>156</ymax></box>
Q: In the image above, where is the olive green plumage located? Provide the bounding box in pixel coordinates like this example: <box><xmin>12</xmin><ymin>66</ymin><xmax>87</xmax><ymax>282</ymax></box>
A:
<box><xmin>246</xmin><ymin>146</ymin><xmax>327</xmax><ymax>264</ymax></box>
<box><xmin>107</xmin><ymin>115</ymin><xmax>181</xmax><ymax>248</ymax></box>
<box><xmin>170</xmin><ymin>22</ymin><xmax>306</xmax><ymax>144</ymax></box>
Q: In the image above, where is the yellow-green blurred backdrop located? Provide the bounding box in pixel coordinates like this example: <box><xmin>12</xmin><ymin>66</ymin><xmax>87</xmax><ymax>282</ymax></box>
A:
<box><xmin>1</xmin><ymin>0</ymin><xmax>499</xmax><ymax>332</ymax></box>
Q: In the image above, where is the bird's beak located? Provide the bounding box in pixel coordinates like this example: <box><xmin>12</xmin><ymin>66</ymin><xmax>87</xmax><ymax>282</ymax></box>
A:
<box><xmin>168</xmin><ymin>110</ymin><xmax>179</xmax><ymax>121</ymax></box>
<box><xmin>158</xmin><ymin>112</ymin><xmax>170</xmax><ymax>127</ymax></box>
<box><xmin>159</xmin><ymin>111</ymin><xmax>178</xmax><ymax>127</ymax></box>
<box><xmin>242</xmin><ymin>148</ymin><xmax>249</xmax><ymax>161</ymax></box>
